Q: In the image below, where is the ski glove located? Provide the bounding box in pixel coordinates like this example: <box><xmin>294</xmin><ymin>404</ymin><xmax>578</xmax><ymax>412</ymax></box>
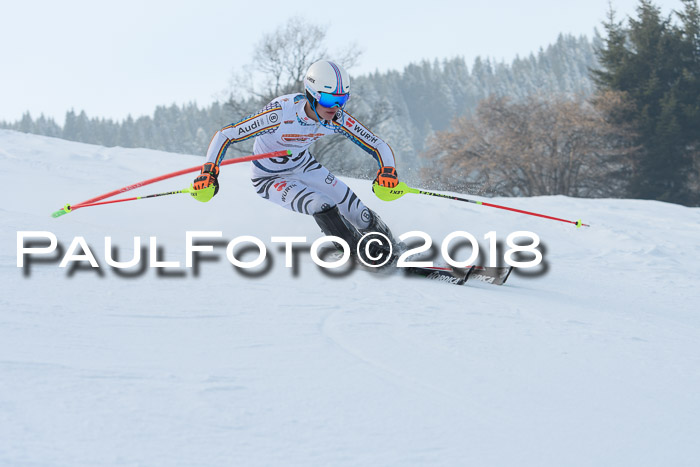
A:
<box><xmin>193</xmin><ymin>162</ymin><xmax>220</xmax><ymax>195</ymax></box>
<box><xmin>374</xmin><ymin>166</ymin><xmax>398</xmax><ymax>188</ymax></box>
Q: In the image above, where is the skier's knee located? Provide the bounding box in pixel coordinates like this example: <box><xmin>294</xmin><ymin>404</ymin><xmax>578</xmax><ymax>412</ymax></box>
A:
<box><xmin>313</xmin><ymin>204</ymin><xmax>361</xmax><ymax>248</ymax></box>
<box><xmin>361</xmin><ymin>209</ymin><xmax>395</xmax><ymax>242</ymax></box>
<box><xmin>308</xmin><ymin>196</ymin><xmax>336</xmax><ymax>216</ymax></box>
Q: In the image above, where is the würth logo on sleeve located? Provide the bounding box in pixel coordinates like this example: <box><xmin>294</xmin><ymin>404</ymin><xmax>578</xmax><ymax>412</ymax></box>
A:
<box><xmin>356</xmin><ymin>127</ymin><xmax>379</xmax><ymax>145</ymax></box>
<box><xmin>345</xmin><ymin>117</ymin><xmax>356</xmax><ymax>128</ymax></box>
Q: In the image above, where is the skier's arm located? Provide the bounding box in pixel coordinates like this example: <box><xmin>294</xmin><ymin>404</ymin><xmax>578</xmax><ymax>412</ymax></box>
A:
<box><xmin>332</xmin><ymin>112</ymin><xmax>399</xmax><ymax>187</ymax></box>
<box><xmin>192</xmin><ymin>101</ymin><xmax>283</xmax><ymax>199</ymax></box>
<box><xmin>205</xmin><ymin>101</ymin><xmax>283</xmax><ymax>167</ymax></box>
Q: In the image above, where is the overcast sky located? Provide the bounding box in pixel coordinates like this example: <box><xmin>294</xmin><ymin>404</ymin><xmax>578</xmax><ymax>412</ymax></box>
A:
<box><xmin>0</xmin><ymin>0</ymin><xmax>686</xmax><ymax>123</ymax></box>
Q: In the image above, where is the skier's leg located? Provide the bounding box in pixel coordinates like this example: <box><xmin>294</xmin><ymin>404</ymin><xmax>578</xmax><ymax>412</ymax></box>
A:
<box><xmin>287</xmin><ymin>156</ymin><xmax>370</xmax><ymax>229</ymax></box>
<box><xmin>360</xmin><ymin>209</ymin><xmax>399</xmax><ymax>248</ymax></box>
<box><xmin>250</xmin><ymin>157</ymin><xmax>398</xmax><ymax>261</ymax></box>
<box><xmin>312</xmin><ymin>204</ymin><xmax>361</xmax><ymax>251</ymax></box>
<box><xmin>294</xmin><ymin>159</ymin><xmax>400</xmax><ymax>253</ymax></box>
<box><xmin>250</xmin><ymin>173</ymin><xmax>335</xmax><ymax>216</ymax></box>
<box><xmin>250</xmin><ymin>172</ymin><xmax>369</xmax><ymax>257</ymax></box>
<box><xmin>313</xmin><ymin>204</ymin><xmax>396</xmax><ymax>265</ymax></box>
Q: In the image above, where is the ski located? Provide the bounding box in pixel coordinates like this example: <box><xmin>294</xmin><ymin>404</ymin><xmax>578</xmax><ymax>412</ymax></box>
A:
<box><xmin>319</xmin><ymin>248</ymin><xmax>513</xmax><ymax>287</ymax></box>
<box><xmin>403</xmin><ymin>264</ymin><xmax>514</xmax><ymax>287</ymax></box>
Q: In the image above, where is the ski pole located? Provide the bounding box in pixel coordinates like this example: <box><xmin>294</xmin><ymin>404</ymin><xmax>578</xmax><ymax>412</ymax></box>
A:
<box><xmin>56</xmin><ymin>187</ymin><xmax>196</xmax><ymax>214</ymax></box>
<box><xmin>373</xmin><ymin>182</ymin><xmax>590</xmax><ymax>228</ymax></box>
<box><xmin>51</xmin><ymin>149</ymin><xmax>291</xmax><ymax>218</ymax></box>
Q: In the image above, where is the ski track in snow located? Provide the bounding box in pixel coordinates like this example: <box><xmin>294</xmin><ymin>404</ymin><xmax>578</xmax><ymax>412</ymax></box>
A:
<box><xmin>1</xmin><ymin>130</ymin><xmax>700</xmax><ymax>466</ymax></box>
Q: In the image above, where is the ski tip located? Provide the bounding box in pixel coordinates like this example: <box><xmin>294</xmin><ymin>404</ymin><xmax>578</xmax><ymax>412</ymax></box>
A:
<box><xmin>576</xmin><ymin>219</ymin><xmax>582</xmax><ymax>228</ymax></box>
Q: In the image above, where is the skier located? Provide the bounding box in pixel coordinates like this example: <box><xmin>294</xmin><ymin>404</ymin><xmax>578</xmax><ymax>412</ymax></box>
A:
<box><xmin>192</xmin><ymin>59</ymin><xmax>400</xmax><ymax>264</ymax></box>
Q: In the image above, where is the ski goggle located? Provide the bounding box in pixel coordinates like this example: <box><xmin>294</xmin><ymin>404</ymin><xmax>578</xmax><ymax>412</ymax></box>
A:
<box><xmin>317</xmin><ymin>92</ymin><xmax>350</xmax><ymax>109</ymax></box>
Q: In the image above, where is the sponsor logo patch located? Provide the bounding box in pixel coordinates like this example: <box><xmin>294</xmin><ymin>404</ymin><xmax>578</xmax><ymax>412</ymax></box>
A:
<box><xmin>355</xmin><ymin>127</ymin><xmax>378</xmax><ymax>145</ymax></box>
<box><xmin>361</xmin><ymin>208</ymin><xmax>371</xmax><ymax>223</ymax></box>
<box><xmin>470</xmin><ymin>273</ymin><xmax>496</xmax><ymax>284</ymax></box>
<box><xmin>281</xmin><ymin>133</ymin><xmax>325</xmax><ymax>143</ymax></box>
<box><xmin>426</xmin><ymin>271</ymin><xmax>461</xmax><ymax>285</ymax></box>
<box><xmin>281</xmin><ymin>183</ymin><xmax>297</xmax><ymax>202</ymax></box>
<box><xmin>238</xmin><ymin>118</ymin><xmax>265</xmax><ymax>135</ymax></box>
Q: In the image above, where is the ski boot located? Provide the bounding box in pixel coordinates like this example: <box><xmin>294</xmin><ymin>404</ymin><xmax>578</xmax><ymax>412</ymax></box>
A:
<box><xmin>359</xmin><ymin>209</ymin><xmax>404</xmax><ymax>261</ymax></box>
<box><xmin>313</xmin><ymin>205</ymin><xmax>393</xmax><ymax>266</ymax></box>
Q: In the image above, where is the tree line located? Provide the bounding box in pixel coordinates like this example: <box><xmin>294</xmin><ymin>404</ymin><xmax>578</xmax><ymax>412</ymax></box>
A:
<box><xmin>5</xmin><ymin>2</ymin><xmax>696</xmax><ymax>206</ymax></box>
<box><xmin>1</xmin><ymin>28</ymin><xmax>596</xmax><ymax>184</ymax></box>
<box><xmin>427</xmin><ymin>0</ymin><xmax>700</xmax><ymax>206</ymax></box>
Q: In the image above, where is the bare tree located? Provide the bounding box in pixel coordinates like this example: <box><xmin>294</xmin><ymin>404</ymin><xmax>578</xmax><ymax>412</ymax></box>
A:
<box><xmin>222</xmin><ymin>17</ymin><xmax>392</xmax><ymax>178</ymax></box>
<box><xmin>222</xmin><ymin>17</ymin><xmax>364</xmax><ymax>159</ymax></box>
<box><xmin>227</xmin><ymin>18</ymin><xmax>361</xmax><ymax>109</ymax></box>
<box><xmin>421</xmin><ymin>92</ymin><xmax>638</xmax><ymax>197</ymax></box>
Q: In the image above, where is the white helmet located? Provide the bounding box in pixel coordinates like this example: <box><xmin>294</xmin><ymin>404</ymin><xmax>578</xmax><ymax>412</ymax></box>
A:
<box><xmin>304</xmin><ymin>60</ymin><xmax>351</xmax><ymax>110</ymax></box>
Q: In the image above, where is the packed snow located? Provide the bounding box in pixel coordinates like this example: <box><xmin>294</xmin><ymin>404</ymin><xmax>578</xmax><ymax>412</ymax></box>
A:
<box><xmin>1</xmin><ymin>129</ymin><xmax>699</xmax><ymax>466</ymax></box>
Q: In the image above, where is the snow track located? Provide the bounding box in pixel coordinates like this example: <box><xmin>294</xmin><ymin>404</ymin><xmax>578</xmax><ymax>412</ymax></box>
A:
<box><xmin>2</xmin><ymin>130</ymin><xmax>699</xmax><ymax>466</ymax></box>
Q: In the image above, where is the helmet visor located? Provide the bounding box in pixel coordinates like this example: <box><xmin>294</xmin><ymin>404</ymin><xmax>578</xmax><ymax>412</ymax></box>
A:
<box><xmin>317</xmin><ymin>92</ymin><xmax>350</xmax><ymax>109</ymax></box>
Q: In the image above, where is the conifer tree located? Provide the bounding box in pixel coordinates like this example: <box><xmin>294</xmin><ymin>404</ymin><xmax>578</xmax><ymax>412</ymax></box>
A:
<box><xmin>593</xmin><ymin>0</ymin><xmax>700</xmax><ymax>205</ymax></box>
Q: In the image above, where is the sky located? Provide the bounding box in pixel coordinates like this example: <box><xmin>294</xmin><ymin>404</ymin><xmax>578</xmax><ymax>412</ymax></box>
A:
<box><xmin>0</xmin><ymin>0</ymin><xmax>687</xmax><ymax>123</ymax></box>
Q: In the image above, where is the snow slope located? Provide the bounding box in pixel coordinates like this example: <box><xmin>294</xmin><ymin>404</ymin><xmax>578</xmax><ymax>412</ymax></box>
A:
<box><xmin>1</xmin><ymin>129</ymin><xmax>699</xmax><ymax>466</ymax></box>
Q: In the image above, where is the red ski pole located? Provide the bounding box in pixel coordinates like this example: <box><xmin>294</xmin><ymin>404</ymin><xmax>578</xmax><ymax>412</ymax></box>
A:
<box><xmin>51</xmin><ymin>149</ymin><xmax>291</xmax><ymax>218</ymax></box>
<box><xmin>60</xmin><ymin>187</ymin><xmax>196</xmax><ymax>210</ymax></box>
<box><xmin>373</xmin><ymin>182</ymin><xmax>590</xmax><ymax>228</ymax></box>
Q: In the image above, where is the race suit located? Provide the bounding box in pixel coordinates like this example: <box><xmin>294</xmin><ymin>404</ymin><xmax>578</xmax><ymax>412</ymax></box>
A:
<box><xmin>203</xmin><ymin>93</ymin><xmax>396</xmax><ymax>230</ymax></box>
